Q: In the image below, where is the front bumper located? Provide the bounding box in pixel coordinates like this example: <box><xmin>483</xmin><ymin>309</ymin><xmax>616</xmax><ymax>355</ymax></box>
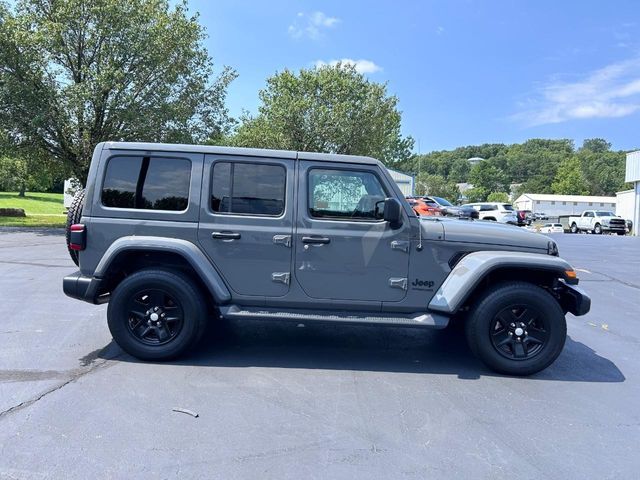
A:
<box><xmin>560</xmin><ymin>283</ymin><xmax>591</xmax><ymax>316</ymax></box>
<box><xmin>63</xmin><ymin>271</ymin><xmax>105</xmax><ymax>304</ymax></box>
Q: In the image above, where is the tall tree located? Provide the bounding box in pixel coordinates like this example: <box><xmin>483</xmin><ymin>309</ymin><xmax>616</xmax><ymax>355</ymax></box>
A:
<box><xmin>415</xmin><ymin>173</ymin><xmax>460</xmax><ymax>201</ymax></box>
<box><xmin>551</xmin><ymin>157</ymin><xmax>589</xmax><ymax>195</ymax></box>
<box><xmin>230</xmin><ymin>63</ymin><xmax>414</xmax><ymax>166</ymax></box>
<box><xmin>0</xmin><ymin>0</ymin><xmax>236</xmax><ymax>181</ymax></box>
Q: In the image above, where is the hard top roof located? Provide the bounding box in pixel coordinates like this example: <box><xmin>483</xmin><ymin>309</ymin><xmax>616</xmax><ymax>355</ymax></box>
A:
<box><xmin>102</xmin><ymin>142</ymin><xmax>381</xmax><ymax>166</ymax></box>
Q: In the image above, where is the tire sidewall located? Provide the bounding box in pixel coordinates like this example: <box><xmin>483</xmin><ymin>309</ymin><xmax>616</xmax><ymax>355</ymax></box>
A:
<box><xmin>107</xmin><ymin>270</ymin><xmax>206</xmax><ymax>360</ymax></box>
<box><xmin>466</xmin><ymin>283</ymin><xmax>567</xmax><ymax>376</ymax></box>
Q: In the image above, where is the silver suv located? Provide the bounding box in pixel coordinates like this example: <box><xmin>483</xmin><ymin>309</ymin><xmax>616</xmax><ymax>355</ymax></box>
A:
<box><xmin>63</xmin><ymin>142</ymin><xmax>590</xmax><ymax>375</ymax></box>
<box><xmin>464</xmin><ymin>202</ymin><xmax>518</xmax><ymax>224</ymax></box>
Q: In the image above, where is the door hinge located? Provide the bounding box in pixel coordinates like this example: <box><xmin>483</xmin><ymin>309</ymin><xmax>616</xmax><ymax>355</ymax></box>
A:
<box><xmin>273</xmin><ymin>234</ymin><xmax>292</xmax><ymax>248</ymax></box>
<box><xmin>389</xmin><ymin>277</ymin><xmax>408</xmax><ymax>290</ymax></box>
<box><xmin>390</xmin><ymin>240</ymin><xmax>410</xmax><ymax>253</ymax></box>
<box><xmin>272</xmin><ymin>272</ymin><xmax>290</xmax><ymax>285</ymax></box>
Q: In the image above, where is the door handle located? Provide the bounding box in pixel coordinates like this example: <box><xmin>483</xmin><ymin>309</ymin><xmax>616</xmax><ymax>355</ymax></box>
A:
<box><xmin>211</xmin><ymin>231</ymin><xmax>241</xmax><ymax>240</ymax></box>
<box><xmin>301</xmin><ymin>236</ymin><xmax>330</xmax><ymax>245</ymax></box>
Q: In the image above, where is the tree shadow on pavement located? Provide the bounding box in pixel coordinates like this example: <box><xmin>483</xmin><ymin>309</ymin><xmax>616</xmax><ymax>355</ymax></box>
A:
<box><xmin>105</xmin><ymin>319</ymin><xmax>625</xmax><ymax>382</ymax></box>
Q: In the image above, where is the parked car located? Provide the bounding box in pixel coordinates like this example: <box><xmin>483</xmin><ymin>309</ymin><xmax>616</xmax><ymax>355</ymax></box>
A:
<box><xmin>463</xmin><ymin>202</ymin><xmax>518</xmax><ymax>224</ymax></box>
<box><xmin>568</xmin><ymin>210</ymin><xmax>626</xmax><ymax>235</ymax></box>
<box><xmin>63</xmin><ymin>141</ymin><xmax>590</xmax><ymax>376</ymax></box>
<box><xmin>516</xmin><ymin>210</ymin><xmax>532</xmax><ymax>226</ymax></box>
<box><xmin>421</xmin><ymin>196</ymin><xmax>479</xmax><ymax>219</ymax></box>
<box><xmin>539</xmin><ymin>223</ymin><xmax>564</xmax><ymax>234</ymax></box>
<box><xmin>533</xmin><ymin>212</ymin><xmax>548</xmax><ymax>221</ymax></box>
<box><xmin>406</xmin><ymin>197</ymin><xmax>442</xmax><ymax>216</ymax></box>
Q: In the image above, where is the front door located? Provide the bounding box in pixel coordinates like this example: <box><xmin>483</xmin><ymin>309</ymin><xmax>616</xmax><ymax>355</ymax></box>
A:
<box><xmin>198</xmin><ymin>155</ymin><xmax>294</xmax><ymax>297</ymax></box>
<box><xmin>294</xmin><ymin>162</ymin><xmax>411</xmax><ymax>302</ymax></box>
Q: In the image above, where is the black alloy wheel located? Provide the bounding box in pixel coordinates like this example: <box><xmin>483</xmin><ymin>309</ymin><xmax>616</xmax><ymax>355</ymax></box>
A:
<box><xmin>125</xmin><ymin>288</ymin><xmax>184</xmax><ymax>346</ymax></box>
<box><xmin>489</xmin><ymin>305</ymin><xmax>549</xmax><ymax>360</ymax></box>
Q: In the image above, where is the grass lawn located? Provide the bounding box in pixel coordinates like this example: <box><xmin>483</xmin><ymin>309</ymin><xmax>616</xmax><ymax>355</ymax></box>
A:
<box><xmin>0</xmin><ymin>192</ymin><xmax>65</xmax><ymax>214</ymax></box>
<box><xmin>0</xmin><ymin>192</ymin><xmax>66</xmax><ymax>228</ymax></box>
<box><xmin>0</xmin><ymin>215</ymin><xmax>66</xmax><ymax>228</ymax></box>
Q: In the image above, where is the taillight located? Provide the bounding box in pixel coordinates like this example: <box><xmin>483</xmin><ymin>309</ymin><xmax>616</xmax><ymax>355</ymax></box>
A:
<box><xmin>69</xmin><ymin>224</ymin><xmax>86</xmax><ymax>251</ymax></box>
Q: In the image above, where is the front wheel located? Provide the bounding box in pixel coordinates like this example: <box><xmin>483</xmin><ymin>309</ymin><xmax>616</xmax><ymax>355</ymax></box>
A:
<box><xmin>570</xmin><ymin>223</ymin><xmax>578</xmax><ymax>234</ymax></box>
<box><xmin>465</xmin><ymin>282</ymin><xmax>566</xmax><ymax>376</ymax></box>
<box><xmin>594</xmin><ymin>223</ymin><xmax>602</xmax><ymax>234</ymax></box>
<box><xmin>107</xmin><ymin>269</ymin><xmax>208</xmax><ymax>360</ymax></box>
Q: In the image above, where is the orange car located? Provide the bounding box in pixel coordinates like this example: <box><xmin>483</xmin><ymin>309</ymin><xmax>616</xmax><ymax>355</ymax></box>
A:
<box><xmin>405</xmin><ymin>197</ymin><xmax>443</xmax><ymax>216</ymax></box>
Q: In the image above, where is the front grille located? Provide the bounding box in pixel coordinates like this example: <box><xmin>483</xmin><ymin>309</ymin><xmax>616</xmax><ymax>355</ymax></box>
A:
<box><xmin>609</xmin><ymin>219</ymin><xmax>625</xmax><ymax>226</ymax></box>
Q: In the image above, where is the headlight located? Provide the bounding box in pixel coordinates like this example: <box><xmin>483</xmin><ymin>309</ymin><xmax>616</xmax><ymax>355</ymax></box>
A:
<box><xmin>547</xmin><ymin>240</ymin><xmax>559</xmax><ymax>256</ymax></box>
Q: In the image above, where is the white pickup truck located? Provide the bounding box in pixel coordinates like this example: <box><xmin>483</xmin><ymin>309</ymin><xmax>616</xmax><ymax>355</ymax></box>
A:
<box><xmin>568</xmin><ymin>210</ymin><xmax>626</xmax><ymax>235</ymax></box>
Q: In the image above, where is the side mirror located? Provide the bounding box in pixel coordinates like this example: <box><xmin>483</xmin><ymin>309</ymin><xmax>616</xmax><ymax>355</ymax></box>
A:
<box><xmin>383</xmin><ymin>197</ymin><xmax>402</xmax><ymax>228</ymax></box>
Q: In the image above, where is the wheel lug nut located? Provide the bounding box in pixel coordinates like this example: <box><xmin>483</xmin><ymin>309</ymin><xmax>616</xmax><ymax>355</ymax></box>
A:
<box><xmin>510</xmin><ymin>323</ymin><xmax>515</xmax><ymax>328</ymax></box>
<box><xmin>508</xmin><ymin>332</ymin><xmax>513</xmax><ymax>336</ymax></box>
<box><xmin>154</xmin><ymin>307</ymin><xmax>159</xmax><ymax>311</ymax></box>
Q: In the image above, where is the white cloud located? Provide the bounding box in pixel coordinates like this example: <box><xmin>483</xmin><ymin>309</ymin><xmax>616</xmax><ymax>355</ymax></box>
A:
<box><xmin>513</xmin><ymin>57</ymin><xmax>640</xmax><ymax>126</ymax></box>
<box><xmin>288</xmin><ymin>11</ymin><xmax>340</xmax><ymax>40</ymax></box>
<box><xmin>436</xmin><ymin>26</ymin><xmax>445</xmax><ymax>35</ymax></box>
<box><xmin>314</xmin><ymin>58</ymin><xmax>382</xmax><ymax>74</ymax></box>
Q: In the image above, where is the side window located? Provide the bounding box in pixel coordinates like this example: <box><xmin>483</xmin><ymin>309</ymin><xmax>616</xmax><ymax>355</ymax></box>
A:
<box><xmin>308</xmin><ymin>168</ymin><xmax>388</xmax><ymax>220</ymax></box>
<box><xmin>102</xmin><ymin>156</ymin><xmax>191</xmax><ymax>211</ymax></box>
<box><xmin>211</xmin><ymin>162</ymin><xmax>286</xmax><ymax>216</ymax></box>
<box><xmin>585</xmin><ymin>212</ymin><xmax>593</xmax><ymax>218</ymax></box>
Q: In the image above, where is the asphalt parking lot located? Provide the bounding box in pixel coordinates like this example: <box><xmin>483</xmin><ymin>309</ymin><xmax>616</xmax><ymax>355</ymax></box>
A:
<box><xmin>1</xmin><ymin>229</ymin><xmax>639</xmax><ymax>479</ymax></box>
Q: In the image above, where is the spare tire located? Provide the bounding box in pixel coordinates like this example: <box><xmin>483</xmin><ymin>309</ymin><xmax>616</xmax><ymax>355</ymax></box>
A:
<box><xmin>65</xmin><ymin>189</ymin><xmax>85</xmax><ymax>266</ymax></box>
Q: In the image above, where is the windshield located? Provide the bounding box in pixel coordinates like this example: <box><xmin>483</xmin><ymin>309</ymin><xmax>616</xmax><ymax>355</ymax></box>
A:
<box><xmin>501</xmin><ymin>204</ymin><xmax>514</xmax><ymax>211</ymax></box>
<box><xmin>432</xmin><ymin>196</ymin><xmax>452</xmax><ymax>206</ymax></box>
<box><xmin>595</xmin><ymin>211</ymin><xmax>615</xmax><ymax>216</ymax></box>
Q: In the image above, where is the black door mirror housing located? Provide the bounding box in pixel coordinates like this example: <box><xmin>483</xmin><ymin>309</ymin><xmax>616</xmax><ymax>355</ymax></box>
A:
<box><xmin>383</xmin><ymin>197</ymin><xmax>403</xmax><ymax>228</ymax></box>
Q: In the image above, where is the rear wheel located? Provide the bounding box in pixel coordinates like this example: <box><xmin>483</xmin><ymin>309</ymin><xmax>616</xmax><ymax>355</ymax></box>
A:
<box><xmin>65</xmin><ymin>189</ymin><xmax>85</xmax><ymax>266</ymax></box>
<box><xmin>107</xmin><ymin>269</ymin><xmax>208</xmax><ymax>360</ymax></box>
<box><xmin>465</xmin><ymin>282</ymin><xmax>566</xmax><ymax>376</ymax></box>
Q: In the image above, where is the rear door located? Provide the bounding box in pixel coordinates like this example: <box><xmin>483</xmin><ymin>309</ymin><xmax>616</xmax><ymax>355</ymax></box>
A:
<box><xmin>293</xmin><ymin>161</ymin><xmax>411</xmax><ymax>302</ymax></box>
<box><xmin>197</xmin><ymin>155</ymin><xmax>294</xmax><ymax>298</ymax></box>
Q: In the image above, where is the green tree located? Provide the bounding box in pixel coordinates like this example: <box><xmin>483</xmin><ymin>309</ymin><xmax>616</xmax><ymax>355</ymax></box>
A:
<box><xmin>468</xmin><ymin>162</ymin><xmax>510</xmax><ymax>194</ymax></box>
<box><xmin>0</xmin><ymin>0</ymin><xmax>236</xmax><ymax>182</ymax></box>
<box><xmin>551</xmin><ymin>157</ymin><xmax>589</xmax><ymax>195</ymax></box>
<box><xmin>415</xmin><ymin>173</ymin><xmax>460</xmax><ymax>202</ymax></box>
<box><xmin>486</xmin><ymin>192</ymin><xmax>510</xmax><ymax>203</ymax></box>
<box><xmin>231</xmin><ymin>63</ymin><xmax>414</xmax><ymax>165</ymax></box>
<box><xmin>464</xmin><ymin>187</ymin><xmax>488</xmax><ymax>203</ymax></box>
<box><xmin>581</xmin><ymin>138</ymin><xmax>611</xmax><ymax>153</ymax></box>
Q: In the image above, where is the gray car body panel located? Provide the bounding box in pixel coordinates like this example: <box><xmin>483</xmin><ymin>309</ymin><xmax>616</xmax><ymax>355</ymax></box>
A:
<box><xmin>94</xmin><ymin>235</ymin><xmax>232</xmax><ymax>304</ymax></box>
<box><xmin>65</xmin><ymin>141</ymin><xmax>590</xmax><ymax>322</ymax></box>
<box><xmin>428</xmin><ymin>251</ymin><xmax>574</xmax><ymax>313</ymax></box>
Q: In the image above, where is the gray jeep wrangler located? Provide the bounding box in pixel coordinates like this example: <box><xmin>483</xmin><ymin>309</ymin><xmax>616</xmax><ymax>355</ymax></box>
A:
<box><xmin>63</xmin><ymin>142</ymin><xmax>590</xmax><ymax>375</ymax></box>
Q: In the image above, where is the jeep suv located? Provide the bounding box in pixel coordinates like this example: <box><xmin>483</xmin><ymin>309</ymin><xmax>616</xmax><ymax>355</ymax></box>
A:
<box><xmin>63</xmin><ymin>142</ymin><xmax>590</xmax><ymax>376</ymax></box>
<box><xmin>463</xmin><ymin>202</ymin><xmax>518</xmax><ymax>224</ymax></box>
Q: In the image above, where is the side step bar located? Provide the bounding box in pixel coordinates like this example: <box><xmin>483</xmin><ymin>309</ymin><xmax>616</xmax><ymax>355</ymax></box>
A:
<box><xmin>219</xmin><ymin>305</ymin><xmax>449</xmax><ymax>329</ymax></box>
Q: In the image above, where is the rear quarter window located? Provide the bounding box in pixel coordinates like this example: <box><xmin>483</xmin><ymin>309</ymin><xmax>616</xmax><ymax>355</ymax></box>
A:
<box><xmin>102</xmin><ymin>156</ymin><xmax>191</xmax><ymax>211</ymax></box>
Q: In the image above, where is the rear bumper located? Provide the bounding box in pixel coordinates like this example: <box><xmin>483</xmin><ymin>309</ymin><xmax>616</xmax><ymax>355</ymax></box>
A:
<box><xmin>560</xmin><ymin>283</ymin><xmax>591</xmax><ymax>316</ymax></box>
<box><xmin>63</xmin><ymin>271</ymin><xmax>105</xmax><ymax>304</ymax></box>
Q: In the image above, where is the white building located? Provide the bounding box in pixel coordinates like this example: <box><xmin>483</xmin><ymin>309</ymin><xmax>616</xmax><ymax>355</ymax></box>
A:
<box><xmin>468</xmin><ymin>157</ymin><xmax>484</xmax><ymax>166</ymax></box>
<box><xmin>625</xmin><ymin>150</ymin><xmax>640</xmax><ymax>235</ymax></box>
<box><xmin>387</xmin><ymin>168</ymin><xmax>415</xmax><ymax>196</ymax></box>
<box><xmin>513</xmin><ymin>193</ymin><xmax>617</xmax><ymax>217</ymax></box>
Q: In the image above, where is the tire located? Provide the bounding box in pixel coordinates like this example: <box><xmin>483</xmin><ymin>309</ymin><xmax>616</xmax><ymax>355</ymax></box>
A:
<box><xmin>617</xmin><ymin>231</ymin><xmax>626</xmax><ymax>236</ymax></box>
<box><xmin>594</xmin><ymin>223</ymin><xmax>602</xmax><ymax>235</ymax></box>
<box><xmin>570</xmin><ymin>223</ymin><xmax>578</xmax><ymax>234</ymax></box>
<box><xmin>107</xmin><ymin>269</ymin><xmax>208</xmax><ymax>361</ymax></box>
<box><xmin>465</xmin><ymin>281</ymin><xmax>566</xmax><ymax>376</ymax></box>
<box><xmin>65</xmin><ymin>189</ymin><xmax>85</xmax><ymax>266</ymax></box>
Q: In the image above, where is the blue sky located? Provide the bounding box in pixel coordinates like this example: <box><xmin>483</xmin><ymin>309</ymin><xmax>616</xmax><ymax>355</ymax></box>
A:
<box><xmin>188</xmin><ymin>0</ymin><xmax>640</xmax><ymax>152</ymax></box>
